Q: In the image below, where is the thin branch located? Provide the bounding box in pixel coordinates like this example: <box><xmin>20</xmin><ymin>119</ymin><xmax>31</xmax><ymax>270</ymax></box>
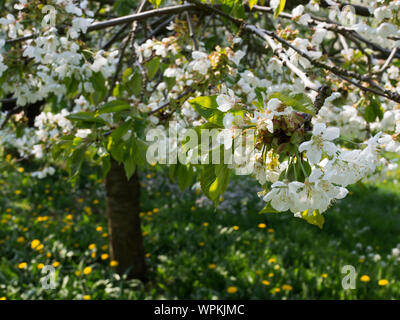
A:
<box><xmin>376</xmin><ymin>47</ymin><xmax>398</xmax><ymax>74</ymax></box>
<box><xmin>185</xmin><ymin>11</ymin><xmax>198</xmax><ymax>50</ymax></box>
<box><xmin>87</xmin><ymin>4</ymin><xmax>195</xmax><ymax>31</ymax></box>
<box><xmin>148</xmin><ymin>88</ymin><xmax>193</xmax><ymax>115</ymax></box>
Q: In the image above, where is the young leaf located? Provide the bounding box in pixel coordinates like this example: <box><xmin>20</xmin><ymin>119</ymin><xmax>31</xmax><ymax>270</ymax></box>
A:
<box><xmin>145</xmin><ymin>57</ymin><xmax>161</xmax><ymax>80</ymax></box>
<box><xmin>301</xmin><ymin>209</ymin><xmax>325</xmax><ymax>229</ymax></box>
<box><xmin>269</xmin><ymin>90</ymin><xmax>315</xmax><ymax>115</ymax></box>
<box><xmin>189</xmin><ymin>96</ymin><xmax>225</xmax><ymax>127</ymax></box>
<box><xmin>249</xmin><ymin>0</ymin><xmax>258</xmax><ymax>10</ymax></box>
<box><xmin>97</xmin><ymin>100</ymin><xmax>131</xmax><ymax>115</ymax></box>
<box><xmin>274</xmin><ymin>0</ymin><xmax>286</xmax><ymax>18</ymax></box>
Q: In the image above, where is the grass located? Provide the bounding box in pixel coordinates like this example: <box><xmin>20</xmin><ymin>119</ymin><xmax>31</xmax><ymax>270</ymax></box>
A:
<box><xmin>0</xmin><ymin>161</ymin><xmax>400</xmax><ymax>300</ymax></box>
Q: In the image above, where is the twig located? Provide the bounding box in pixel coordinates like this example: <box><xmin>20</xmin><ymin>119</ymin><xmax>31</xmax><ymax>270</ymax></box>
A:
<box><xmin>376</xmin><ymin>47</ymin><xmax>398</xmax><ymax>74</ymax></box>
<box><xmin>148</xmin><ymin>88</ymin><xmax>193</xmax><ymax>115</ymax></box>
<box><xmin>185</xmin><ymin>11</ymin><xmax>198</xmax><ymax>50</ymax></box>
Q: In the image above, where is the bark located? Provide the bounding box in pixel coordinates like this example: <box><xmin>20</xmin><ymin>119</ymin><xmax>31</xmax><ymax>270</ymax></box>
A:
<box><xmin>105</xmin><ymin>158</ymin><xmax>146</xmax><ymax>280</ymax></box>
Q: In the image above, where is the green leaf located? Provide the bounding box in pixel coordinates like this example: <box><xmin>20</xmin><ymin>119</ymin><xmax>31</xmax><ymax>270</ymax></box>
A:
<box><xmin>97</xmin><ymin>100</ymin><xmax>131</xmax><ymax>115</ymax></box>
<box><xmin>67</xmin><ymin>146</ymin><xmax>86</xmax><ymax>177</ymax></box>
<box><xmin>269</xmin><ymin>90</ymin><xmax>315</xmax><ymax>115</ymax></box>
<box><xmin>301</xmin><ymin>210</ymin><xmax>324</xmax><ymax>229</ymax></box>
<box><xmin>259</xmin><ymin>202</ymin><xmax>279</xmax><ymax>213</ymax></box>
<box><xmin>145</xmin><ymin>57</ymin><xmax>161</xmax><ymax>81</ymax></box>
<box><xmin>123</xmin><ymin>156</ymin><xmax>136</xmax><ymax>180</ymax></box>
<box><xmin>200</xmin><ymin>164</ymin><xmax>230</xmax><ymax>206</ymax></box>
<box><xmin>66</xmin><ymin>112</ymin><xmax>106</xmax><ymax>126</ymax></box>
<box><xmin>362</xmin><ymin>95</ymin><xmax>384</xmax><ymax>123</ymax></box>
<box><xmin>101</xmin><ymin>155</ymin><xmax>111</xmax><ymax>178</ymax></box>
<box><xmin>274</xmin><ymin>0</ymin><xmax>286</xmax><ymax>18</ymax></box>
<box><xmin>130</xmin><ymin>71</ymin><xmax>142</xmax><ymax>97</ymax></box>
<box><xmin>122</xmin><ymin>68</ymin><xmax>133</xmax><ymax>82</ymax></box>
<box><xmin>189</xmin><ymin>96</ymin><xmax>225</xmax><ymax>127</ymax></box>
<box><xmin>177</xmin><ymin>164</ymin><xmax>194</xmax><ymax>191</ymax></box>
<box><xmin>110</xmin><ymin>120</ymin><xmax>132</xmax><ymax>144</ymax></box>
<box><xmin>90</xmin><ymin>72</ymin><xmax>107</xmax><ymax>105</ymax></box>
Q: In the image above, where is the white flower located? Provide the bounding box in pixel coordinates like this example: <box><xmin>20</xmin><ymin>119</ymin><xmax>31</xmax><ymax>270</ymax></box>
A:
<box><xmin>292</xmin><ymin>5</ymin><xmax>304</xmax><ymax>17</ymax></box>
<box><xmin>90</xmin><ymin>52</ymin><xmax>108</xmax><ymax>72</ymax></box>
<box><xmin>76</xmin><ymin>129</ymin><xmax>92</xmax><ymax>139</ymax></box>
<box><xmin>392</xmin><ymin>248</ymin><xmax>400</xmax><ymax>257</ymax></box>
<box><xmin>216</xmin><ymin>89</ymin><xmax>236</xmax><ymax>112</ymax></box>
<box><xmin>32</xmin><ymin>144</ymin><xmax>44</xmax><ymax>159</ymax></box>
<box><xmin>299</xmin><ymin>123</ymin><xmax>340</xmax><ymax>164</ymax></box>
<box><xmin>263</xmin><ymin>181</ymin><xmax>294</xmax><ymax>212</ymax></box>
<box><xmin>230</xmin><ymin>50</ymin><xmax>245</xmax><ymax>65</ymax></box>
<box><xmin>376</xmin><ymin>23</ymin><xmax>397</xmax><ymax>38</ymax></box>
<box><xmin>267</xmin><ymin>57</ymin><xmax>283</xmax><ymax>74</ymax></box>
<box><xmin>189</xmin><ymin>51</ymin><xmax>210</xmax><ymax>75</ymax></box>
<box><xmin>374</xmin><ymin>7</ymin><xmax>392</xmax><ymax>22</ymax></box>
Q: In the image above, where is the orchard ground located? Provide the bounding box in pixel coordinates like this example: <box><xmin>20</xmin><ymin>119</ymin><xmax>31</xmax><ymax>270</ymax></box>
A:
<box><xmin>1</xmin><ymin>160</ymin><xmax>400</xmax><ymax>299</ymax></box>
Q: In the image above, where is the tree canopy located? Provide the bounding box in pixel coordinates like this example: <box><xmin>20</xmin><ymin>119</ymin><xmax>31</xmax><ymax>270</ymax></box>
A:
<box><xmin>1</xmin><ymin>0</ymin><xmax>400</xmax><ymax>228</ymax></box>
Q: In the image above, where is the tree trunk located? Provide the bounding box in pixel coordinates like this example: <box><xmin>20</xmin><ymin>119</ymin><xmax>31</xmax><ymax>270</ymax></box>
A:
<box><xmin>105</xmin><ymin>158</ymin><xmax>146</xmax><ymax>280</ymax></box>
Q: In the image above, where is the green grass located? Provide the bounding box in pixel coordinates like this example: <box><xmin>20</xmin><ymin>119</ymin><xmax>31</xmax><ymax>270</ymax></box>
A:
<box><xmin>0</xmin><ymin>162</ymin><xmax>400</xmax><ymax>300</ymax></box>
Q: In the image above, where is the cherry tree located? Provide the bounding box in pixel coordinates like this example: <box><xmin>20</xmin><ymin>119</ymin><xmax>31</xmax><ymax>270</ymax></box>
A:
<box><xmin>1</xmin><ymin>0</ymin><xmax>400</xmax><ymax>279</ymax></box>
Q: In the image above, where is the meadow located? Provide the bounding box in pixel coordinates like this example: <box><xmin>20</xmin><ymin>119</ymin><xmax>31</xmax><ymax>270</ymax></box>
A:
<box><xmin>1</xmin><ymin>159</ymin><xmax>400</xmax><ymax>300</ymax></box>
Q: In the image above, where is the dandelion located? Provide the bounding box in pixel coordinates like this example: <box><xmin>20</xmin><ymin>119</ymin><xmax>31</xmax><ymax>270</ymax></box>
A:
<box><xmin>233</xmin><ymin>226</ymin><xmax>239</xmax><ymax>231</ymax></box>
<box><xmin>274</xmin><ymin>288</ymin><xmax>281</xmax><ymax>293</ymax></box>
<box><xmin>37</xmin><ymin>263</ymin><xmax>44</xmax><ymax>270</ymax></box>
<box><xmin>18</xmin><ymin>167</ymin><xmax>24</xmax><ymax>173</ymax></box>
<box><xmin>102</xmin><ymin>233</ymin><xmax>108</xmax><ymax>238</ymax></box>
<box><xmin>52</xmin><ymin>261</ymin><xmax>60</xmax><ymax>268</ymax></box>
<box><xmin>88</xmin><ymin>243</ymin><xmax>96</xmax><ymax>250</ymax></box>
<box><xmin>268</xmin><ymin>257</ymin><xmax>276</xmax><ymax>263</ymax></box>
<box><xmin>191</xmin><ymin>206</ymin><xmax>195</xmax><ymax>212</ymax></box>
<box><xmin>208</xmin><ymin>263</ymin><xmax>217</xmax><ymax>269</ymax></box>
<box><xmin>321</xmin><ymin>273</ymin><xmax>328</xmax><ymax>279</ymax></box>
<box><xmin>262</xmin><ymin>280</ymin><xmax>270</xmax><ymax>286</ymax></box>
<box><xmin>91</xmin><ymin>251</ymin><xmax>96</xmax><ymax>258</ymax></box>
<box><xmin>153</xmin><ymin>208</ymin><xmax>159</xmax><ymax>213</ymax></box>
<box><xmin>199</xmin><ymin>242</ymin><xmax>205</xmax><ymax>246</ymax></box>
<box><xmin>96</xmin><ymin>226</ymin><xmax>102</xmax><ymax>232</ymax></box>
<box><xmin>17</xmin><ymin>237</ymin><xmax>25</xmax><ymax>243</ymax></box>
<box><xmin>227</xmin><ymin>286</ymin><xmax>238</xmax><ymax>294</ymax></box>
<box><xmin>360</xmin><ymin>275</ymin><xmax>370</xmax><ymax>282</ymax></box>
<box><xmin>267</xmin><ymin>228</ymin><xmax>275</xmax><ymax>233</ymax></box>
<box><xmin>203</xmin><ymin>222</ymin><xmax>209</xmax><ymax>227</ymax></box>
<box><xmin>268</xmin><ymin>272</ymin><xmax>274</xmax><ymax>278</ymax></box>
<box><xmin>282</xmin><ymin>284</ymin><xmax>293</xmax><ymax>291</ymax></box>
<box><xmin>101</xmin><ymin>245</ymin><xmax>108</xmax><ymax>251</ymax></box>
<box><xmin>83</xmin><ymin>295</ymin><xmax>91</xmax><ymax>300</ymax></box>
<box><xmin>110</xmin><ymin>260</ymin><xmax>119</xmax><ymax>267</ymax></box>
<box><xmin>101</xmin><ymin>254</ymin><xmax>109</xmax><ymax>260</ymax></box>
<box><xmin>0</xmin><ymin>297</ymin><xmax>6</xmax><ymax>300</ymax></box>
<box><xmin>66</xmin><ymin>214</ymin><xmax>73</xmax><ymax>220</ymax></box>
<box><xmin>18</xmin><ymin>262</ymin><xmax>27</xmax><ymax>269</ymax></box>
<box><xmin>75</xmin><ymin>270</ymin><xmax>81</xmax><ymax>276</ymax></box>
<box><xmin>274</xmin><ymin>265</ymin><xmax>280</xmax><ymax>270</ymax></box>
<box><xmin>378</xmin><ymin>279</ymin><xmax>389</xmax><ymax>286</ymax></box>
<box><xmin>83</xmin><ymin>267</ymin><xmax>92</xmax><ymax>275</ymax></box>
<box><xmin>93</xmin><ymin>199</ymin><xmax>99</xmax><ymax>205</ymax></box>
<box><xmin>15</xmin><ymin>190</ymin><xmax>21</xmax><ymax>195</ymax></box>
<box><xmin>46</xmin><ymin>252</ymin><xmax>52</xmax><ymax>258</ymax></box>
<box><xmin>258</xmin><ymin>223</ymin><xmax>267</xmax><ymax>229</ymax></box>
